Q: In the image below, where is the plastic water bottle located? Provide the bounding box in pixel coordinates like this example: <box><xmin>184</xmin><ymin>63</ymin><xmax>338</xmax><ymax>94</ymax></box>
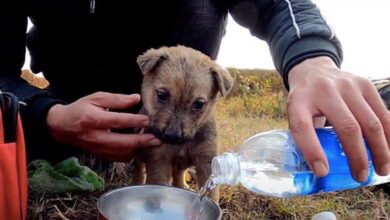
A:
<box><xmin>209</xmin><ymin>127</ymin><xmax>390</xmax><ymax>198</ymax></box>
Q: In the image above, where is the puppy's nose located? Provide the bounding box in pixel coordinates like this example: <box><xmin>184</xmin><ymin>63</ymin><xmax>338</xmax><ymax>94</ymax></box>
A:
<box><xmin>164</xmin><ymin>129</ymin><xmax>183</xmax><ymax>144</ymax></box>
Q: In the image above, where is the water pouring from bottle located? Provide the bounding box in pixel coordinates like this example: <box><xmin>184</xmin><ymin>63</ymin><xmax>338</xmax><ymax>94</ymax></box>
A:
<box><xmin>197</xmin><ymin>175</ymin><xmax>217</xmax><ymax>201</ymax></box>
<box><xmin>187</xmin><ymin>175</ymin><xmax>218</xmax><ymax>220</ymax></box>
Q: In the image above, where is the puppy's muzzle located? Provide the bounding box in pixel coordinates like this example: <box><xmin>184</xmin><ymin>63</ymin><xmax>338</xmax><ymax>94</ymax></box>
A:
<box><xmin>151</xmin><ymin>126</ymin><xmax>183</xmax><ymax>145</ymax></box>
<box><xmin>163</xmin><ymin>127</ymin><xmax>183</xmax><ymax>144</ymax></box>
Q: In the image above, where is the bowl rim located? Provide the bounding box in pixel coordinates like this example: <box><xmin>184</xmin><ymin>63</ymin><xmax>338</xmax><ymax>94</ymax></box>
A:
<box><xmin>96</xmin><ymin>185</ymin><xmax>221</xmax><ymax>220</ymax></box>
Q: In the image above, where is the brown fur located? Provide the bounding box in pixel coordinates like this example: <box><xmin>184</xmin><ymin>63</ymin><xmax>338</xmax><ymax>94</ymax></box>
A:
<box><xmin>133</xmin><ymin>45</ymin><xmax>233</xmax><ymax>203</ymax></box>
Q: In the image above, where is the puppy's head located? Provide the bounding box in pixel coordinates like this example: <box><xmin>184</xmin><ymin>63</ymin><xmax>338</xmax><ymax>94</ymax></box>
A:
<box><xmin>137</xmin><ymin>46</ymin><xmax>233</xmax><ymax>144</ymax></box>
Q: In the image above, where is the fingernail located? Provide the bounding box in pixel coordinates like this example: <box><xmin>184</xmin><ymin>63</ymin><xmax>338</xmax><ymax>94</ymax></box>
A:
<box><xmin>312</xmin><ymin>161</ymin><xmax>328</xmax><ymax>177</ymax></box>
<box><xmin>380</xmin><ymin>163</ymin><xmax>390</xmax><ymax>176</ymax></box>
<box><xmin>141</xmin><ymin>119</ymin><xmax>150</xmax><ymax>127</ymax></box>
<box><xmin>129</xmin><ymin>94</ymin><xmax>140</xmax><ymax>100</ymax></box>
<box><xmin>356</xmin><ymin>169</ymin><xmax>368</xmax><ymax>182</ymax></box>
<box><xmin>148</xmin><ymin>138</ymin><xmax>162</xmax><ymax>146</ymax></box>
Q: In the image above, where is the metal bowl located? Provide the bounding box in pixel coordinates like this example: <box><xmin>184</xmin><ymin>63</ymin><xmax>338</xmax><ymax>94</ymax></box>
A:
<box><xmin>97</xmin><ymin>185</ymin><xmax>221</xmax><ymax>220</ymax></box>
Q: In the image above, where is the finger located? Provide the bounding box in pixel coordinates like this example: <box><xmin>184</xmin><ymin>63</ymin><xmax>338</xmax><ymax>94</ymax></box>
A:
<box><xmin>342</xmin><ymin>89</ymin><xmax>390</xmax><ymax>176</ymax></box>
<box><xmin>363</xmin><ymin>82</ymin><xmax>390</xmax><ymax>146</ymax></box>
<box><xmin>288</xmin><ymin>94</ymin><xmax>329</xmax><ymax>177</ymax></box>
<box><xmin>87</xmin><ymin>92</ymin><xmax>141</xmax><ymax>109</ymax></box>
<box><xmin>88</xmin><ymin>130</ymin><xmax>161</xmax><ymax>149</ymax></box>
<box><xmin>320</xmin><ymin>91</ymin><xmax>368</xmax><ymax>182</ymax></box>
<box><xmin>361</xmin><ymin>82</ymin><xmax>390</xmax><ymax>175</ymax></box>
<box><xmin>83</xmin><ymin>131</ymin><xmax>162</xmax><ymax>161</ymax></box>
<box><xmin>313</xmin><ymin>116</ymin><xmax>327</xmax><ymax>128</ymax></box>
<box><xmin>94</xmin><ymin>111</ymin><xmax>150</xmax><ymax>129</ymax></box>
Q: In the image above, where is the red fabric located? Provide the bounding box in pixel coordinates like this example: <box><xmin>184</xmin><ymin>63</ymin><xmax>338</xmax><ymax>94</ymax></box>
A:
<box><xmin>0</xmin><ymin>113</ymin><xmax>27</xmax><ymax>220</ymax></box>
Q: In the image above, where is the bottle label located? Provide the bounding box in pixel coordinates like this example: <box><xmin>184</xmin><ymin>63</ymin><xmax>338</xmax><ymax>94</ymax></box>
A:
<box><xmin>295</xmin><ymin>128</ymin><xmax>374</xmax><ymax>195</ymax></box>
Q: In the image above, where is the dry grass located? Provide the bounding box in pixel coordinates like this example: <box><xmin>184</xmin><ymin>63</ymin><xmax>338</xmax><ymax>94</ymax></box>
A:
<box><xmin>219</xmin><ymin>186</ymin><xmax>389</xmax><ymax>219</ymax></box>
<box><xmin>24</xmin><ymin>69</ymin><xmax>389</xmax><ymax>219</ymax></box>
<box><xmin>216</xmin><ymin>100</ymin><xmax>288</xmax><ymax>153</ymax></box>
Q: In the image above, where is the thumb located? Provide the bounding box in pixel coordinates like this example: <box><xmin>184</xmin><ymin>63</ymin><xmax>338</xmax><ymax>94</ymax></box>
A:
<box><xmin>86</xmin><ymin>92</ymin><xmax>141</xmax><ymax>109</ymax></box>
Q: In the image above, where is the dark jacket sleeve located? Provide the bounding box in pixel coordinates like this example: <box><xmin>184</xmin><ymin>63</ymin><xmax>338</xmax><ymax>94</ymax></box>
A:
<box><xmin>0</xmin><ymin>3</ymin><xmax>64</xmax><ymax>140</ymax></box>
<box><xmin>227</xmin><ymin>0</ymin><xmax>343</xmax><ymax>90</ymax></box>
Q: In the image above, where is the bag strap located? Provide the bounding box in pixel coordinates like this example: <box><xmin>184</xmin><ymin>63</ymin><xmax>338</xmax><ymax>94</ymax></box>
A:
<box><xmin>0</xmin><ymin>92</ymin><xmax>19</xmax><ymax>143</ymax></box>
<box><xmin>0</xmin><ymin>93</ymin><xmax>5</xmax><ymax>143</ymax></box>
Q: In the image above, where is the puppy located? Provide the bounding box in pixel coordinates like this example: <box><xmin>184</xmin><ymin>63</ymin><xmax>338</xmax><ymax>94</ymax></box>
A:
<box><xmin>132</xmin><ymin>45</ymin><xmax>233</xmax><ymax>203</ymax></box>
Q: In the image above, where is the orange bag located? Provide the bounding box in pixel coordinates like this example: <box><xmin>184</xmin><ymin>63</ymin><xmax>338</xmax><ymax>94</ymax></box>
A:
<box><xmin>0</xmin><ymin>92</ymin><xmax>27</xmax><ymax>220</ymax></box>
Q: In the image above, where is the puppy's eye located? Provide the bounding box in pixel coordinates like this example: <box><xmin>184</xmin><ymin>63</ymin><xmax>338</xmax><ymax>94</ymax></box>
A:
<box><xmin>193</xmin><ymin>99</ymin><xmax>206</xmax><ymax>112</ymax></box>
<box><xmin>156</xmin><ymin>89</ymin><xmax>169</xmax><ymax>103</ymax></box>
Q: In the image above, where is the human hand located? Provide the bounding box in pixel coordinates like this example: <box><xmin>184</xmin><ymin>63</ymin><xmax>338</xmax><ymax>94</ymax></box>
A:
<box><xmin>46</xmin><ymin>92</ymin><xmax>161</xmax><ymax>161</ymax></box>
<box><xmin>287</xmin><ymin>56</ymin><xmax>390</xmax><ymax>182</ymax></box>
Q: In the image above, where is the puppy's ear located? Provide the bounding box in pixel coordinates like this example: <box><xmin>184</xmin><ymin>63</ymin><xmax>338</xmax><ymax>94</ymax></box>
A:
<box><xmin>137</xmin><ymin>48</ymin><xmax>168</xmax><ymax>75</ymax></box>
<box><xmin>211</xmin><ymin>64</ymin><xmax>234</xmax><ymax>97</ymax></box>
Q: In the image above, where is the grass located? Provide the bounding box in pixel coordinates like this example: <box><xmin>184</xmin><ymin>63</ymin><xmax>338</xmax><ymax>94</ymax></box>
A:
<box><xmin>219</xmin><ymin>186</ymin><xmax>389</xmax><ymax>219</ymax></box>
<box><xmin>22</xmin><ymin>69</ymin><xmax>389</xmax><ymax>219</ymax></box>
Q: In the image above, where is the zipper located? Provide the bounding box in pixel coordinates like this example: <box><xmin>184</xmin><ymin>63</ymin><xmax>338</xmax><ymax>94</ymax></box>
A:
<box><xmin>90</xmin><ymin>0</ymin><xmax>96</xmax><ymax>14</ymax></box>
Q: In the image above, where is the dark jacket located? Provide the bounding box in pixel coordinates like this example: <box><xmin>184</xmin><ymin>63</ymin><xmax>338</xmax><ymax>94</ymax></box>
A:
<box><xmin>0</xmin><ymin>0</ymin><xmax>342</xmax><ymax>159</ymax></box>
